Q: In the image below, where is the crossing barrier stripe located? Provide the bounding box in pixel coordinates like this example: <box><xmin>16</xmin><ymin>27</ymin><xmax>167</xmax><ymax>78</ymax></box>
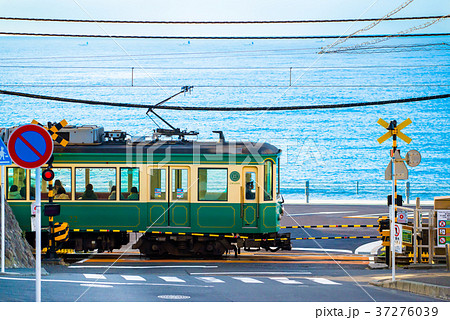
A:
<box><xmin>281</xmin><ymin>225</ymin><xmax>378</xmax><ymax>229</ymax></box>
<box><xmin>291</xmin><ymin>235</ymin><xmax>382</xmax><ymax>241</ymax></box>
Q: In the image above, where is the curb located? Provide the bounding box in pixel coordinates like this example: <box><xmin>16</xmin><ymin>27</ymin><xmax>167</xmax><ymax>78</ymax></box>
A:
<box><xmin>0</xmin><ymin>268</ymin><xmax>49</xmax><ymax>277</ymax></box>
<box><xmin>370</xmin><ymin>279</ymin><xmax>450</xmax><ymax>301</ymax></box>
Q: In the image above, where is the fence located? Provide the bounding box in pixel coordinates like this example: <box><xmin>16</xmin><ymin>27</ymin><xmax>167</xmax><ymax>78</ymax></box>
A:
<box><xmin>282</xmin><ymin>180</ymin><xmax>450</xmax><ymax>203</ymax></box>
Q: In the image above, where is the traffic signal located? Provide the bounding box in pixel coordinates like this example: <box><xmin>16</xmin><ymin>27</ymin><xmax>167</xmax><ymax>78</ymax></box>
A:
<box><xmin>377</xmin><ymin>216</ymin><xmax>390</xmax><ymax>247</ymax></box>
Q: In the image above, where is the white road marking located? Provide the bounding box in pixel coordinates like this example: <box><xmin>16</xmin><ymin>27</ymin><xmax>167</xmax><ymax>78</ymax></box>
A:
<box><xmin>0</xmin><ymin>276</ymin><xmax>211</xmax><ymax>288</ymax></box>
<box><xmin>291</xmin><ymin>247</ymin><xmax>353</xmax><ymax>254</ymax></box>
<box><xmin>69</xmin><ymin>265</ymin><xmax>218</xmax><ymax>269</ymax></box>
<box><xmin>288</xmin><ymin>211</ymin><xmax>358</xmax><ymax>216</ymax></box>
<box><xmin>83</xmin><ymin>274</ymin><xmax>106</xmax><ymax>280</ymax></box>
<box><xmin>307</xmin><ymin>277</ymin><xmax>341</xmax><ymax>285</ymax></box>
<box><xmin>196</xmin><ymin>277</ymin><xmax>225</xmax><ymax>283</ymax></box>
<box><xmin>159</xmin><ymin>276</ymin><xmax>185</xmax><ymax>283</ymax></box>
<box><xmin>121</xmin><ymin>275</ymin><xmax>146</xmax><ymax>281</ymax></box>
<box><xmin>354</xmin><ymin>240</ymin><xmax>382</xmax><ymax>255</ymax></box>
<box><xmin>80</xmin><ymin>283</ymin><xmax>113</xmax><ymax>288</ymax></box>
<box><xmin>269</xmin><ymin>277</ymin><xmax>303</xmax><ymax>284</ymax></box>
<box><xmin>189</xmin><ymin>271</ymin><xmax>311</xmax><ymax>275</ymax></box>
<box><xmin>75</xmin><ymin>258</ymin><xmax>89</xmax><ymax>264</ymax></box>
<box><xmin>233</xmin><ymin>277</ymin><xmax>263</xmax><ymax>284</ymax></box>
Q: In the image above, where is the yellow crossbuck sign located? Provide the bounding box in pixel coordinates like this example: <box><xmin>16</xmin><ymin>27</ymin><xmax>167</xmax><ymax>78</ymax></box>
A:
<box><xmin>31</xmin><ymin>119</ymin><xmax>69</xmax><ymax>147</ymax></box>
<box><xmin>377</xmin><ymin>118</ymin><xmax>412</xmax><ymax>144</ymax></box>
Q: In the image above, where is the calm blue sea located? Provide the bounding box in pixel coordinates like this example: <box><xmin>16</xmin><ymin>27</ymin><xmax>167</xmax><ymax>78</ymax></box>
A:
<box><xmin>0</xmin><ymin>36</ymin><xmax>449</xmax><ymax>201</ymax></box>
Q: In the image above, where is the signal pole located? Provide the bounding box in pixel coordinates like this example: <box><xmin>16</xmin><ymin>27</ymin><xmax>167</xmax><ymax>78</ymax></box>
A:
<box><xmin>377</xmin><ymin>118</ymin><xmax>414</xmax><ymax>282</ymax></box>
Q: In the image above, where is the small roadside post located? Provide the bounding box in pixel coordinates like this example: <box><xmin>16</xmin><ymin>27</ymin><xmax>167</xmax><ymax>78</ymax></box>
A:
<box><xmin>0</xmin><ymin>138</ymin><xmax>12</xmax><ymax>273</ymax></box>
<box><xmin>7</xmin><ymin>124</ymin><xmax>54</xmax><ymax>302</ymax></box>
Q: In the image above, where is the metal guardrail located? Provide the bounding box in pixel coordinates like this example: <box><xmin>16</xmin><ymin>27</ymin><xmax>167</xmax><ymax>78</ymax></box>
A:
<box><xmin>282</xmin><ymin>180</ymin><xmax>450</xmax><ymax>203</ymax></box>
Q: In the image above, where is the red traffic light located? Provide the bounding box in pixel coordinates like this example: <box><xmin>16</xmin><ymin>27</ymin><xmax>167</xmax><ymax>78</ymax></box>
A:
<box><xmin>42</xmin><ymin>169</ymin><xmax>55</xmax><ymax>182</ymax></box>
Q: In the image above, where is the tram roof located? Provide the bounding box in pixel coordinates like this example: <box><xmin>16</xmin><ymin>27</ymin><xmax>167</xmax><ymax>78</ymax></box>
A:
<box><xmin>54</xmin><ymin>140</ymin><xmax>281</xmax><ymax>156</ymax></box>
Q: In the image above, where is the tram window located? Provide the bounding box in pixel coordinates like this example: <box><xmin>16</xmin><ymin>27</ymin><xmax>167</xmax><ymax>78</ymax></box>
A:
<box><xmin>172</xmin><ymin>169</ymin><xmax>188</xmax><ymax>200</ymax></box>
<box><xmin>149</xmin><ymin>168</ymin><xmax>166</xmax><ymax>200</ymax></box>
<box><xmin>264</xmin><ymin>161</ymin><xmax>273</xmax><ymax>201</ymax></box>
<box><xmin>53</xmin><ymin>168</ymin><xmax>72</xmax><ymax>200</ymax></box>
<box><xmin>198</xmin><ymin>168</ymin><xmax>228</xmax><ymax>201</ymax></box>
<box><xmin>75</xmin><ymin>168</ymin><xmax>116</xmax><ymax>200</ymax></box>
<box><xmin>245</xmin><ymin>172</ymin><xmax>256</xmax><ymax>200</ymax></box>
<box><xmin>120</xmin><ymin>168</ymin><xmax>140</xmax><ymax>200</ymax></box>
<box><xmin>7</xmin><ymin>168</ymin><xmax>27</xmax><ymax>200</ymax></box>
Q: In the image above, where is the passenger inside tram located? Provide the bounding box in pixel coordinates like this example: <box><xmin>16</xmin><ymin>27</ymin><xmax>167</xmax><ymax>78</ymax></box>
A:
<box><xmin>127</xmin><ymin>187</ymin><xmax>139</xmax><ymax>200</ymax></box>
<box><xmin>9</xmin><ymin>185</ymin><xmax>22</xmax><ymax>199</ymax></box>
<box><xmin>80</xmin><ymin>183</ymin><xmax>97</xmax><ymax>200</ymax></box>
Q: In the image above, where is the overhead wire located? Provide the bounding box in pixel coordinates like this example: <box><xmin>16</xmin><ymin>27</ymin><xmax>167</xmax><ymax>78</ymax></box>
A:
<box><xmin>319</xmin><ymin>0</ymin><xmax>416</xmax><ymax>53</ymax></box>
<box><xmin>0</xmin><ymin>84</ymin><xmax>448</xmax><ymax>88</ymax></box>
<box><xmin>0</xmin><ymin>89</ymin><xmax>449</xmax><ymax>111</ymax></box>
<box><xmin>325</xmin><ymin>14</ymin><xmax>450</xmax><ymax>53</ymax></box>
<box><xmin>0</xmin><ymin>42</ymin><xmax>447</xmax><ymax>63</ymax></box>
<box><xmin>0</xmin><ymin>63</ymin><xmax>448</xmax><ymax>70</ymax></box>
<box><xmin>0</xmin><ymin>15</ymin><xmax>447</xmax><ymax>24</ymax></box>
<box><xmin>0</xmin><ymin>31</ymin><xmax>448</xmax><ymax>39</ymax></box>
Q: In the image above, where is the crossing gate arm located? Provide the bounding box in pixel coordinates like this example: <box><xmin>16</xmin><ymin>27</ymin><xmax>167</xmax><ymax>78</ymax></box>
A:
<box><xmin>281</xmin><ymin>224</ymin><xmax>378</xmax><ymax>229</ymax></box>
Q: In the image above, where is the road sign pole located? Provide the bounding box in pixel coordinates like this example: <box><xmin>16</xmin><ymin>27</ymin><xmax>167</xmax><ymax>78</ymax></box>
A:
<box><xmin>390</xmin><ymin>156</ymin><xmax>396</xmax><ymax>282</ymax></box>
<box><xmin>1</xmin><ymin>166</ymin><xmax>5</xmax><ymax>273</ymax></box>
<box><xmin>35</xmin><ymin>167</ymin><xmax>41</xmax><ymax>302</ymax></box>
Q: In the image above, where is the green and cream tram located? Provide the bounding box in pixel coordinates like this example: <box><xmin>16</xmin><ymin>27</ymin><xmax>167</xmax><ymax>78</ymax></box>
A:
<box><xmin>2</xmin><ymin>125</ymin><xmax>290</xmax><ymax>256</ymax></box>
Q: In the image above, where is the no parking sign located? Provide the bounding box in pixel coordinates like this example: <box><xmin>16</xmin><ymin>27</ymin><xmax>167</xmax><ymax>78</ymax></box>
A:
<box><xmin>7</xmin><ymin>124</ymin><xmax>54</xmax><ymax>302</ymax></box>
<box><xmin>7</xmin><ymin>124</ymin><xmax>53</xmax><ymax>169</ymax></box>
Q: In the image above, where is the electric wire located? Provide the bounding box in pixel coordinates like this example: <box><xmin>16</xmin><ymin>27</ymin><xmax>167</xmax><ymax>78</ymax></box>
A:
<box><xmin>0</xmin><ymin>63</ymin><xmax>448</xmax><ymax>70</ymax></box>
<box><xmin>320</xmin><ymin>0</ymin><xmax>416</xmax><ymax>52</ymax></box>
<box><xmin>1</xmin><ymin>84</ymin><xmax>448</xmax><ymax>88</ymax></box>
<box><xmin>324</xmin><ymin>14</ymin><xmax>450</xmax><ymax>53</ymax></box>
<box><xmin>0</xmin><ymin>43</ymin><xmax>446</xmax><ymax>63</ymax></box>
<box><xmin>0</xmin><ymin>31</ymin><xmax>448</xmax><ymax>39</ymax></box>
<box><xmin>0</xmin><ymin>89</ymin><xmax>448</xmax><ymax>111</ymax></box>
<box><xmin>0</xmin><ymin>15</ymin><xmax>447</xmax><ymax>24</ymax></box>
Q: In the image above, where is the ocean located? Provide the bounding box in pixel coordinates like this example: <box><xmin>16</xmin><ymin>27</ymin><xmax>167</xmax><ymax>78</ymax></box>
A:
<box><xmin>0</xmin><ymin>36</ymin><xmax>449</xmax><ymax>201</ymax></box>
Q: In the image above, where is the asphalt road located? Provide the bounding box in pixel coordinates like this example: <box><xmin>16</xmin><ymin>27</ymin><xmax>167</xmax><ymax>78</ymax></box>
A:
<box><xmin>0</xmin><ymin>204</ymin><xmax>440</xmax><ymax>303</ymax></box>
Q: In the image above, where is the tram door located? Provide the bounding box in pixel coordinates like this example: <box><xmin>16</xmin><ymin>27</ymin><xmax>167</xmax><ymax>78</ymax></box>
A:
<box><xmin>148</xmin><ymin>168</ymin><xmax>169</xmax><ymax>227</ymax></box>
<box><xmin>242</xmin><ymin>167</ymin><xmax>258</xmax><ymax>228</ymax></box>
<box><xmin>168</xmin><ymin>167</ymin><xmax>191</xmax><ymax>227</ymax></box>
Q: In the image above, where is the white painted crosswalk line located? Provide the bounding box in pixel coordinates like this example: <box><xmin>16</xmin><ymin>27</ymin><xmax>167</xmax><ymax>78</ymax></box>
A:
<box><xmin>159</xmin><ymin>276</ymin><xmax>186</xmax><ymax>283</ymax></box>
<box><xmin>306</xmin><ymin>277</ymin><xmax>341</xmax><ymax>285</ymax></box>
<box><xmin>196</xmin><ymin>277</ymin><xmax>225</xmax><ymax>283</ymax></box>
<box><xmin>83</xmin><ymin>274</ymin><xmax>106</xmax><ymax>280</ymax></box>
<box><xmin>121</xmin><ymin>275</ymin><xmax>146</xmax><ymax>281</ymax></box>
<box><xmin>233</xmin><ymin>277</ymin><xmax>263</xmax><ymax>284</ymax></box>
<box><xmin>269</xmin><ymin>277</ymin><xmax>303</xmax><ymax>284</ymax></box>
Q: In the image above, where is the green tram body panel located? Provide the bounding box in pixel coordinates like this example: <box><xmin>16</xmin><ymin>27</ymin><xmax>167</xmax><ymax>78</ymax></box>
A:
<box><xmin>7</xmin><ymin>140</ymin><xmax>282</xmax><ymax>237</ymax></box>
<box><xmin>10</xmin><ymin>201</ymin><xmax>279</xmax><ymax>234</ymax></box>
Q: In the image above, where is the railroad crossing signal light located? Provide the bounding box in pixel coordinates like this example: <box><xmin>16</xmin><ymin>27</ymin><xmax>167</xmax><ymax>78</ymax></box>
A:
<box><xmin>42</xmin><ymin>168</ymin><xmax>55</xmax><ymax>182</ymax></box>
<box><xmin>377</xmin><ymin>118</ymin><xmax>412</xmax><ymax>144</ymax></box>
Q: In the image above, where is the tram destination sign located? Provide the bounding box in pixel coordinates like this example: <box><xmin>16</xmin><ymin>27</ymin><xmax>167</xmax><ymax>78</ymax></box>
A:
<box><xmin>7</xmin><ymin>124</ymin><xmax>54</xmax><ymax>169</ymax></box>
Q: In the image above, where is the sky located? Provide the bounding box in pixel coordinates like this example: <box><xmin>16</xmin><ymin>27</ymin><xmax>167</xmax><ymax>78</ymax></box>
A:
<box><xmin>0</xmin><ymin>0</ymin><xmax>448</xmax><ymax>36</ymax></box>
